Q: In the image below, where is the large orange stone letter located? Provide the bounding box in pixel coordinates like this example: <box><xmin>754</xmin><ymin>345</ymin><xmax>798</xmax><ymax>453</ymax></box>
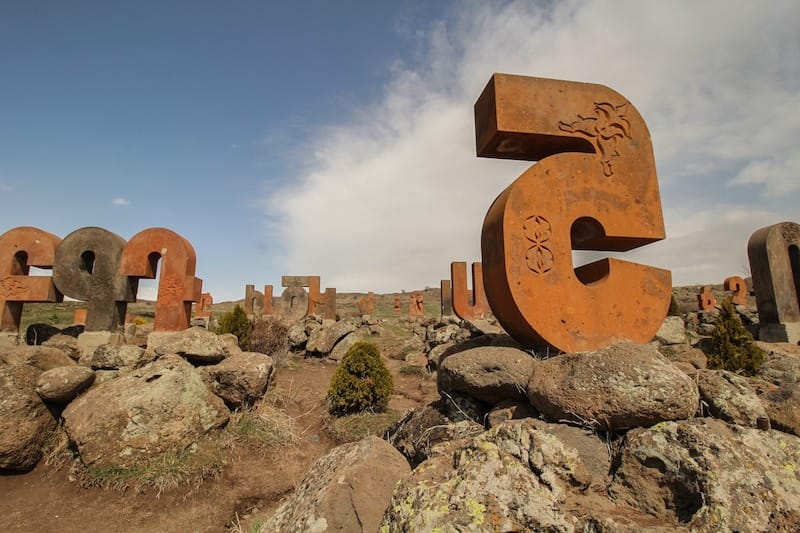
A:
<box><xmin>0</xmin><ymin>227</ymin><xmax>63</xmax><ymax>332</ymax></box>
<box><xmin>451</xmin><ymin>262</ymin><xmax>489</xmax><ymax>320</ymax></box>
<box><xmin>119</xmin><ymin>228</ymin><xmax>202</xmax><ymax>331</ymax></box>
<box><xmin>475</xmin><ymin>74</ymin><xmax>671</xmax><ymax>351</ymax></box>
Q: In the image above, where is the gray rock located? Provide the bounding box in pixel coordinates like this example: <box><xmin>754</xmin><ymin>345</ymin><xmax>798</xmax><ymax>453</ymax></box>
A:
<box><xmin>62</xmin><ymin>354</ymin><xmax>229</xmax><ymax>469</ymax></box>
<box><xmin>761</xmin><ymin>383</ymin><xmax>800</xmax><ymax>436</ymax></box>
<box><xmin>486</xmin><ymin>399</ymin><xmax>539</xmax><ymax>428</ymax></box>
<box><xmin>264</xmin><ymin>436</ymin><xmax>410</xmax><ymax>533</ymax></box>
<box><xmin>382</xmin><ymin>419</ymin><xmax>591</xmax><ymax>532</ymax></box>
<box><xmin>439</xmin><ymin>346</ymin><xmax>536</xmax><ymax>405</ymax></box>
<box><xmin>0</xmin><ymin>364</ymin><xmax>57</xmax><ymax>471</ymax></box>
<box><xmin>81</xmin><ymin>343</ymin><xmax>151</xmax><ymax>371</ymax></box>
<box><xmin>430</xmin><ymin>324</ymin><xmax>460</xmax><ymax>345</ymax></box>
<box><xmin>465</xmin><ymin>318</ymin><xmax>504</xmax><ymax>336</ymax></box>
<box><xmin>287</xmin><ymin>323</ymin><xmax>308</xmax><ymax>350</ymax></box>
<box><xmin>1</xmin><ymin>345</ymin><xmax>75</xmax><ymax>371</ymax></box>
<box><xmin>146</xmin><ymin>326</ymin><xmax>228</xmax><ymax>363</ymax></box>
<box><xmin>527</xmin><ymin>343</ymin><xmax>699</xmax><ymax>431</ymax></box>
<box><xmin>654</xmin><ymin>316</ymin><xmax>687</xmax><ymax>345</ymax></box>
<box><xmin>696</xmin><ymin>370</ymin><xmax>768</xmax><ymax>428</ymax></box>
<box><xmin>305</xmin><ymin>319</ymin><xmax>356</xmax><ymax>355</ymax></box>
<box><xmin>327</xmin><ymin>331</ymin><xmax>362</xmax><ymax>362</ymax></box>
<box><xmin>218</xmin><ymin>333</ymin><xmax>243</xmax><ymax>356</ymax></box>
<box><xmin>203</xmin><ymin>352</ymin><xmax>274</xmax><ymax>408</ymax></box>
<box><xmin>403</xmin><ymin>352</ymin><xmax>427</xmax><ymax>368</ymax></box>
<box><xmin>426</xmin><ymin>341</ymin><xmax>453</xmax><ymax>370</ymax></box>
<box><xmin>610</xmin><ymin>419</ymin><xmax>800</xmax><ymax>530</ymax></box>
<box><xmin>41</xmin><ymin>334</ymin><xmax>81</xmax><ymax>360</ymax></box>
<box><xmin>662</xmin><ymin>344</ymin><xmax>707</xmax><ymax>369</ymax></box>
<box><xmin>35</xmin><ymin>365</ymin><xmax>95</xmax><ymax>404</ymax></box>
<box><xmin>757</xmin><ymin>341</ymin><xmax>800</xmax><ymax>386</ymax></box>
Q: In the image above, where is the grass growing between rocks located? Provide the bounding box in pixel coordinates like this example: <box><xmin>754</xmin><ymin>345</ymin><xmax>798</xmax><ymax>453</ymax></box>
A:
<box><xmin>322</xmin><ymin>411</ymin><xmax>401</xmax><ymax>444</ymax></box>
<box><xmin>225</xmin><ymin>405</ymin><xmax>300</xmax><ymax>453</ymax></box>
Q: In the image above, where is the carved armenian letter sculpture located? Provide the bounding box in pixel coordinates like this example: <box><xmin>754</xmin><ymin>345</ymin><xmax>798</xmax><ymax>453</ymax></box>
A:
<box><xmin>747</xmin><ymin>221</ymin><xmax>800</xmax><ymax>343</ymax></box>
<box><xmin>723</xmin><ymin>276</ymin><xmax>748</xmax><ymax>306</ymax></box>
<box><xmin>119</xmin><ymin>228</ymin><xmax>202</xmax><ymax>331</ymax></box>
<box><xmin>451</xmin><ymin>262</ymin><xmax>489</xmax><ymax>320</ymax></box>
<box><xmin>475</xmin><ymin>74</ymin><xmax>671</xmax><ymax>351</ymax></box>
<box><xmin>0</xmin><ymin>227</ymin><xmax>63</xmax><ymax>332</ymax></box>
<box><xmin>53</xmin><ymin>227</ymin><xmax>137</xmax><ymax>331</ymax></box>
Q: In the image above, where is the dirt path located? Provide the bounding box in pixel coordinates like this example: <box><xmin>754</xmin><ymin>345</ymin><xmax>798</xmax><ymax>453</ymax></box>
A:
<box><xmin>0</xmin><ymin>355</ymin><xmax>437</xmax><ymax>532</ymax></box>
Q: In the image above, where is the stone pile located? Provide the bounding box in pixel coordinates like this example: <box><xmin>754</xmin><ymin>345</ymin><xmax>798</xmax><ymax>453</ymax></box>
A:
<box><xmin>0</xmin><ymin>326</ymin><xmax>277</xmax><ymax>472</ymax></box>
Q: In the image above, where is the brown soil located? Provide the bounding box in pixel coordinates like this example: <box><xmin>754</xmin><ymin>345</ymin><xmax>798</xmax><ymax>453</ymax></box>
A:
<box><xmin>0</xmin><ymin>351</ymin><xmax>439</xmax><ymax>532</ymax></box>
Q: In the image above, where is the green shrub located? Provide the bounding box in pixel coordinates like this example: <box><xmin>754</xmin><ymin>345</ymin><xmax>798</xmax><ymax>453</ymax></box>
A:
<box><xmin>215</xmin><ymin>305</ymin><xmax>252</xmax><ymax>349</ymax></box>
<box><xmin>708</xmin><ymin>299</ymin><xmax>765</xmax><ymax>376</ymax></box>
<box><xmin>327</xmin><ymin>341</ymin><xmax>393</xmax><ymax>415</ymax></box>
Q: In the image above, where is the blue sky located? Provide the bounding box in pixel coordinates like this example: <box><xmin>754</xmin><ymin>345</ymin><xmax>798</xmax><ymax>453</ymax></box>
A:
<box><xmin>2</xmin><ymin>1</ymin><xmax>798</xmax><ymax>302</ymax></box>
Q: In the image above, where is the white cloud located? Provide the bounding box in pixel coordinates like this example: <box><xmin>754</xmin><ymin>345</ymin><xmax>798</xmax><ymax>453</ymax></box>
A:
<box><xmin>0</xmin><ymin>183</ymin><xmax>13</xmax><ymax>192</ymax></box>
<box><xmin>112</xmin><ymin>197</ymin><xmax>131</xmax><ymax>207</ymax></box>
<box><xmin>265</xmin><ymin>0</ymin><xmax>800</xmax><ymax>291</ymax></box>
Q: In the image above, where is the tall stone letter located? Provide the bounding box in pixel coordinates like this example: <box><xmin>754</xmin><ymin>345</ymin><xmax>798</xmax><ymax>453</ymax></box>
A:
<box><xmin>119</xmin><ymin>228</ymin><xmax>202</xmax><ymax>331</ymax></box>
<box><xmin>747</xmin><ymin>221</ymin><xmax>800</xmax><ymax>343</ymax></box>
<box><xmin>0</xmin><ymin>227</ymin><xmax>63</xmax><ymax>332</ymax></box>
<box><xmin>53</xmin><ymin>227</ymin><xmax>137</xmax><ymax>332</ymax></box>
<box><xmin>475</xmin><ymin>74</ymin><xmax>671</xmax><ymax>351</ymax></box>
<box><xmin>451</xmin><ymin>262</ymin><xmax>490</xmax><ymax>320</ymax></box>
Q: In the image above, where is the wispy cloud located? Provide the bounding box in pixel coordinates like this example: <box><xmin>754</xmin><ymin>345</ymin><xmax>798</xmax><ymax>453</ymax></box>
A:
<box><xmin>0</xmin><ymin>183</ymin><xmax>13</xmax><ymax>192</ymax></box>
<box><xmin>112</xmin><ymin>197</ymin><xmax>131</xmax><ymax>207</ymax></box>
<box><xmin>265</xmin><ymin>0</ymin><xmax>800</xmax><ymax>291</ymax></box>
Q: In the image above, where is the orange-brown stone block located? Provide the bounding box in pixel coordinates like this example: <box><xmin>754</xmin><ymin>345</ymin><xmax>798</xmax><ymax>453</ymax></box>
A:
<box><xmin>723</xmin><ymin>276</ymin><xmax>748</xmax><ymax>306</ymax></box>
<box><xmin>73</xmin><ymin>308</ymin><xmax>88</xmax><ymax>325</ymax></box>
<box><xmin>440</xmin><ymin>280</ymin><xmax>453</xmax><ymax>317</ymax></box>
<box><xmin>119</xmin><ymin>228</ymin><xmax>202</xmax><ymax>331</ymax></box>
<box><xmin>245</xmin><ymin>284</ymin><xmax>264</xmax><ymax>317</ymax></box>
<box><xmin>263</xmin><ymin>285</ymin><xmax>274</xmax><ymax>316</ymax></box>
<box><xmin>393</xmin><ymin>295</ymin><xmax>401</xmax><ymax>315</ymax></box>
<box><xmin>196</xmin><ymin>292</ymin><xmax>213</xmax><ymax>318</ymax></box>
<box><xmin>475</xmin><ymin>74</ymin><xmax>671</xmax><ymax>352</ymax></box>
<box><xmin>359</xmin><ymin>292</ymin><xmax>376</xmax><ymax>315</ymax></box>
<box><xmin>0</xmin><ymin>227</ymin><xmax>63</xmax><ymax>332</ymax></box>
<box><xmin>451</xmin><ymin>262</ymin><xmax>490</xmax><ymax>321</ymax></box>
<box><xmin>409</xmin><ymin>291</ymin><xmax>425</xmax><ymax>317</ymax></box>
<box><xmin>697</xmin><ymin>286</ymin><xmax>717</xmax><ymax>311</ymax></box>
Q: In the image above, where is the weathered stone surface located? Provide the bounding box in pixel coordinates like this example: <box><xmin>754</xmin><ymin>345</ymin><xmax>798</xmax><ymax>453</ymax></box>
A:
<box><xmin>438</xmin><ymin>333</ymin><xmax>525</xmax><ymax>362</ymax></box>
<box><xmin>696</xmin><ymin>370</ymin><xmax>768</xmax><ymax>428</ymax></box>
<box><xmin>287</xmin><ymin>322</ymin><xmax>308</xmax><ymax>350</ymax></box>
<box><xmin>654</xmin><ymin>316</ymin><xmax>686</xmax><ymax>345</ymax></box>
<box><xmin>388</xmin><ymin>402</ymin><xmax>484</xmax><ymax>466</ymax></box>
<box><xmin>757</xmin><ymin>341</ymin><xmax>800</xmax><ymax>385</ymax></box>
<box><xmin>486</xmin><ymin>399</ymin><xmax>539</xmax><ymax>428</ymax></box>
<box><xmin>403</xmin><ymin>352</ymin><xmax>427</xmax><ymax>368</ymax></box>
<box><xmin>761</xmin><ymin>383</ymin><xmax>800</xmax><ymax>436</ymax></box>
<box><xmin>527</xmin><ymin>343</ymin><xmax>699</xmax><ymax>431</ymax></box>
<box><xmin>264</xmin><ymin>436</ymin><xmax>410</xmax><ymax>533</ymax></box>
<box><xmin>0</xmin><ymin>364</ymin><xmax>57</xmax><ymax>471</ymax></box>
<box><xmin>430</xmin><ymin>323</ymin><xmax>461</xmax><ymax>345</ymax></box>
<box><xmin>439</xmin><ymin>346</ymin><xmax>536</xmax><ymax>405</ymax></box>
<box><xmin>41</xmin><ymin>334</ymin><xmax>80</xmax><ymax>360</ymax></box>
<box><xmin>382</xmin><ymin>419</ymin><xmax>591</xmax><ymax>532</ymax></box>
<box><xmin>610</xmin><ymin>418</ymin><xmax>800</xmax><ymax>530</ymax></box>
<box><xmin>1</xmin><ymin>345</ymin><xmax>75</xmax><ymax>371</ymax></box>
<box><xmin>306</xmin><ymin>319</ymin><xmax>356</xmax><ymax>355</ymax></box>
<box><xmin>203</xmin><ymin>352</ymin><xmax>274</xmax><ymax>408</ymax></box>
<box><xmin>426</xmin><ymin>341</ymin><xmax>453</xmax><ymax>370</ymax></box>
<box><xmin>465</xmin><ymin>318</ymin><xmax>504</xmax><ymax>336</ymax></box>
<box><xmin>146</xmin><ymin>326</ymin><xmax>227</xmax><ymax>363</ymax></box>
<box><xmin>36</xmin><ymin>365</ymin><xmax>95</xmax><ymax>404</ymax></box>
<box><xmin>62</xmin><ymin>354</ymin><xmax>229</xmax><ymax>468</ymax></box>
<box><xmin>327</xmin><ymin>331</ymin><xmax>362</xmax><ymax>362</ymax></box>
<box><xmin>662</xmin><ymin>344</ymin><xmax>707</xmax><ymax>370</ymax></box>
<box><xmin>218</xmin><ymin>333</ymin><xmax>243</xmax><ymax>356</ymax></box>
<box><xmin>81</xmin><ymin>343</ymin><xmax>151</xmax><ymax>371</ymax></box>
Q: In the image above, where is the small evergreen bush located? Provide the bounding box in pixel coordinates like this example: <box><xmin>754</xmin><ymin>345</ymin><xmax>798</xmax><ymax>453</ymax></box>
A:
<box><xmin>215</xmin><ymin>305</ymin><xmax>252</xmax><ymax>349</ymax></box>
<box><xmin>708</xmin><ymin>299</ymin><xmax>765</xmax><ymax>376</ymax></box>
<box><xmin>327</xmin><ymin>341</ymin><xmax>393</xmax><ymax>415</ymax></box>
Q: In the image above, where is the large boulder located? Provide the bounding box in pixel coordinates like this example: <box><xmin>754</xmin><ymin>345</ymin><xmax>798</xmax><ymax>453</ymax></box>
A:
<box><xmin>305</xmin><ymin>319</ymin><xmax>356</xmax><ymax>356</ymax></box>
<box><xmin>438</xmin><ymin>346</ymin><xmax>536</xmax><ymax>405</ymax></box>
<box><xmin>757</xmin><ymin>342</ymin><xmax>800</xmax><ymax>386</ymax></box>
<box><xmin>0</xmin><ymin>364</ymin><xmax>58</xmax><ymax>471</ymax></box>
<box><xmin>62</xmin><ymin>354</ymin><xmax>229</xmax><ymax>468</ymax></box>
<box><xmin>36</xmin><ymin>365</ymin><xmax>95</xmax><ymax>404</ymax></box>
<box><xmin>203</xmin><ymin>352</ymin><xmax>274</xmax><ymax>408</ymax></box>
<box><xmin>382</xmin><ymin>419</ymin><xmax>593</xmax><ymax>532</ymax></box>
<box><xmin>695</xmin><ymin>369</ymin><xmax>768</xmax><ymax>428</ymax></box>
<box><xmin>654</xmin><ymin>316</ymin><xmax>687</xmax><ymax>345</ymax></box>
<box><xmin>41</xmin><ymin>334</ymin><xmax>81</xmax><ymax>360</ymax></box>
<box><xmin>80</xmin><ymin>344</ymin><xmax>152</xmax><ymax>371</ymax></box>
<box><xmin>263</xmin><ymin>436</ymin><xmax>410</xmax><ymax>532</ymax></box>
<box><xmin>761</xmin><ymin>383</ymin><xmax>800</xmax><ymax>436</ymax></box>
<box><xmin>1</xmin><ymin>345</ymin><xmax>75</xmax><ymax>371</ymax></box>
<box><xmin>146</xmin><ymin>326</ymin><xmax>228</xmax><ymax>363</ymax></box>
<box><xmin>526</xmin><ymin>343</ymin><xmax>699</xmax><ymax>431</ymax></box>
<box><xmin>610</xmin><ymin>419</ymin><xmax>800</xmax><ymax>530</ymax></box>
<box><xmin>328</xmin><ymin>331</ymin><xmax>362</xmax><ymax>362</ymax></box>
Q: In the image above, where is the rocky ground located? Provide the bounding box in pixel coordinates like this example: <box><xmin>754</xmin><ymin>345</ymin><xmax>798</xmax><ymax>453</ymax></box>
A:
<box><xmin>1</xmin><ymin>286</ymin><xmax>799</xmax><ymax>532</ymax></box>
